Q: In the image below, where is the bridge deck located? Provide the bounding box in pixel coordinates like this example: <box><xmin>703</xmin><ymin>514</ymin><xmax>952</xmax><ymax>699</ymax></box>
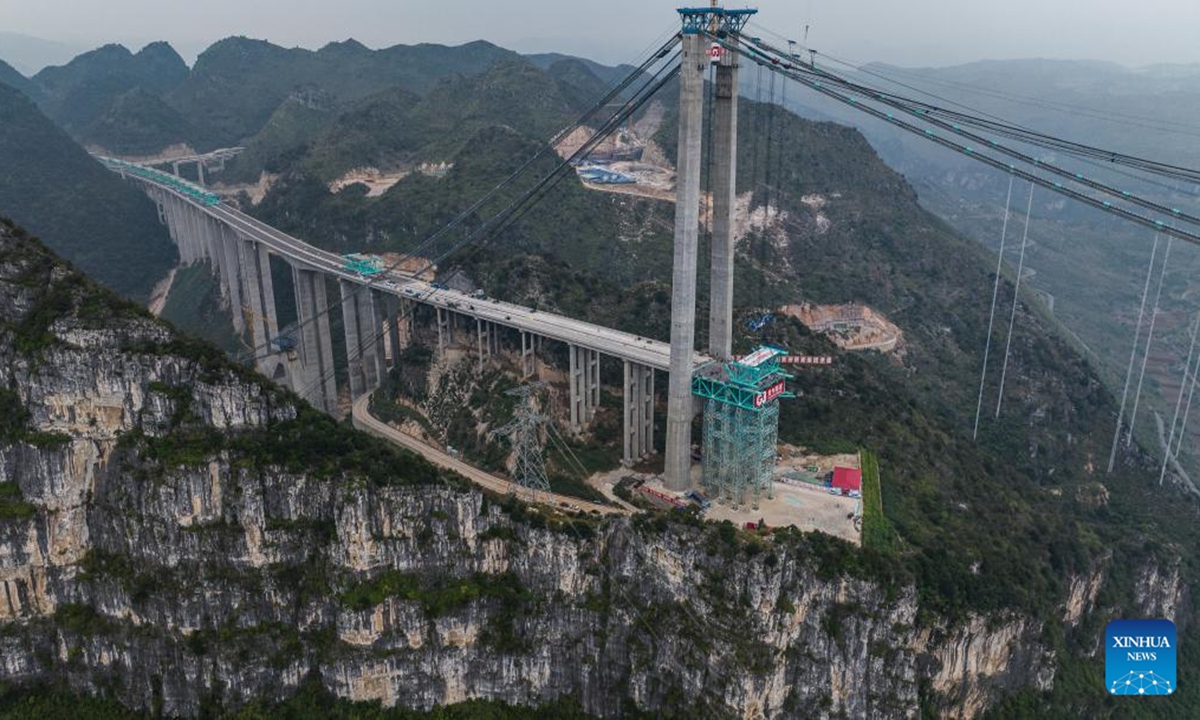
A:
<box><xmin>157</xmin><ymin>186</ymin><xmax>708</xmax><ymax>371</ymax></box>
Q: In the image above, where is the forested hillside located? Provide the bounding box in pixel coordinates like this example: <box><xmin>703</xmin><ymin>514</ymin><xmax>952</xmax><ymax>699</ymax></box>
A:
<box><xmin>169</xmin><ymin>38</ymin><xmax>521</xmax><ymax>149</ymax></box>
<box><xmin>32</xmin><ymin>42</ymin><xmax>188</xmax><ymax>141</ymax></box>
<box><xmin>0</xmin><ymin>82</ymin><xmax>175</xmax><ymax>300</ymax></box>
<box><xmin>5</xmin><ymin>35</ymin><xmax>1199</xmax><ymax>717</ymax></box>
<box><xmin>0</xmin><ymin>59</ymin><xmax>38</xmax><ymax>100</ymax></box>
<box><xmin>227</xmin><ymin>52</ymin><xmax>1200</xmax><ymax>715</ymax></box>
<box><xmin>788</xmin><ymin>58</ymin><xmax>1200</xmax><ymax>480</ymax></box>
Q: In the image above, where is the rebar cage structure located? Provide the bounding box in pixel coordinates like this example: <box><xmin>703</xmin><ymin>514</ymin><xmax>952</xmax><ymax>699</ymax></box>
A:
<box><xmin>692</xmin><ymin>346</ymin><xmax>793</xmax><ymax>509</ymax></box>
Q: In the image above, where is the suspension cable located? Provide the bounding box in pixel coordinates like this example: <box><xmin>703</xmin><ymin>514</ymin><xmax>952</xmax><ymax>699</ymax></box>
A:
<box><xmin>1128</xmin><ymin>235</ymin><xmax>1175</xmax><ymax>443</ymax></box>
<box><xmin>711</xmin><ymin>36</ymin><xmax>1200</xmax><ymax>248</ymax></box>
<box><xmin>995</xmin><ymin>182</ymin><xmax>1035</xmax><ymax>419</ymax></box>
<box><xmin>1108</xmin><ymin>233</ymin><xmax>1161</xmax><ymax>472</ymax></box>
<box><xmin>974</xmin><ymin>173</ymin><xmax>1015</xmax><ymax>440</ymax></box>
<box><xmin>1161</xmin><ymin>312</ymin><xmax>1200</xmax><ymax>484</ymax></box>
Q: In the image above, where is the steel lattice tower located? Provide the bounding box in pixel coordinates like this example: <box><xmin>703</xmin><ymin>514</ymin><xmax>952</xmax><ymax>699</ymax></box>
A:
<box><xmin>489</xmin><ymin>383</ymin><xmax>550</xmax><ymax>493</ymax></box>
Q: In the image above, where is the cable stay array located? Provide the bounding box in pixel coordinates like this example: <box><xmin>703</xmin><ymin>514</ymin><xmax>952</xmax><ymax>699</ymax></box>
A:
<box><xmin>720</xmin><ymin>22</ymin><xmax>1200</xmax><ymax>474</ymax></box>
<box><xmin>1108</xmin><ymin>233</ymin><xmax>1161</xmax><ymax>472</ymax></box>
<box><xmin>994</xmin><ymin>183</ymin><xmax>1035</xmax><ymax>419</ymax></box>
<box><xmin>974</xmin><ymin>173</ymin><xmax>1015</xmax><ymax>440</ymax></box>
<box><xmin>1127</xmin><ymin>235</ymin><xmax>1175</xmax><ymax>444</ymax></box>
<box><xmin>710</xmin><ymin>33</ymin><xmax>1200</xmax><ymax>249</ymax></box>
<box><xmin>1161</xmin><ymin>313</ymin><xmax>1200</xmax><ymax>484</ymax></box>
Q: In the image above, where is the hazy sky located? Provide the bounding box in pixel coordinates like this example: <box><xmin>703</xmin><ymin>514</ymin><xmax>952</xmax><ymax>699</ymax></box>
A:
<box><xmin>2</xmin><ymin>0</ymin><xmax>1198</xmax><ymax>70</ymax></box>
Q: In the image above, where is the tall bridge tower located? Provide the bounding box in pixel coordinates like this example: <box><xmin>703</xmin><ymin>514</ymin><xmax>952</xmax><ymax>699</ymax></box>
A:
<box><xmin>664</xmin><ymin>6</ymin><xmax>756</xmax><ymax>491</ymax></box>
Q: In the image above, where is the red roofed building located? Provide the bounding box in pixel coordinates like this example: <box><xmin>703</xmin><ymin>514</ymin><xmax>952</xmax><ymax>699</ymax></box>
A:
<box><xmin>831</xmin><ymin>467</ymin><xmax>862</xmax><ymax>494</ymax></box>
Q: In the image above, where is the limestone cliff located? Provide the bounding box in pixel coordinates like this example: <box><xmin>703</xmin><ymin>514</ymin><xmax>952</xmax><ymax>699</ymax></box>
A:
<box><xmin>0</xmin><ymin>218</ymin><xmax>1188</xmax><ymax>719</ymax></box>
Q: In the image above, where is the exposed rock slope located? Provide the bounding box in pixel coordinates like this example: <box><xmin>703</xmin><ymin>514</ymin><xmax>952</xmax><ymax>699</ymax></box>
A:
<box><xmin>0</xmin><ymin>217</ymin><xmax>1188</xmax><ymax>719</ymax></box>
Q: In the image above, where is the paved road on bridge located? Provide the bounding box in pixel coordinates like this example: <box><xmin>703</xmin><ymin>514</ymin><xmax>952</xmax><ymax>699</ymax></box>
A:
<box><xmin>198</xmin><ymin>201</ymin><xmax>700</xmax><ymax>372</ymax></box>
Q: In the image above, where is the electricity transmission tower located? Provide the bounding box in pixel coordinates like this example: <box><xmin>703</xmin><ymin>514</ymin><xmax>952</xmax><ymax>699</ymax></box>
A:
<box><xmin>489</xmin><ymin>383</ymin><xmax>550</xmax><ymax>494</ymax></box>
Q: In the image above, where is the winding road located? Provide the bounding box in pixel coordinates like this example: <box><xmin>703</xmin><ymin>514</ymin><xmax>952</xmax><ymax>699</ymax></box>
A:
<box><xmin>351</xmin><ymin>393</ymin><xmax>630</xmax><ymax>515</ymax></box>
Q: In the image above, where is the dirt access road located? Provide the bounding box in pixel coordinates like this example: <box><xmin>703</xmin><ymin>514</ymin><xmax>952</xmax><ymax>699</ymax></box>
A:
<box><xmin>352</xmin><ymin>393</ymin><xmax>628</xmax><ymax>516</ymax></box>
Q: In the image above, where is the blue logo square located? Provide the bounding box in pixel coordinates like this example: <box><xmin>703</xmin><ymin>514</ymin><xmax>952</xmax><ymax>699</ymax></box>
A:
<box><xmin>1106</xmin><ymin>619</ymin><xmax>1176</xmax><ymax>696</ymax></box>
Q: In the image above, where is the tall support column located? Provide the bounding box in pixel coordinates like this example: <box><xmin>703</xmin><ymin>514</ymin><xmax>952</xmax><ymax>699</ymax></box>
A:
<box><xmin>293</xmin><ymin>267</ymin><xmax>337</xmax><ymax>414</ymax></box>
<box><xmin>311</xmin><ymin>273</ymin><xmax>339</xmax><ymax>413</ymax></box>
<box><xmin>476</xmin><ymin>317</ymin><xmax>490</xmax><ymax>375</ymax></box>
<box><xmin>587</xmin><ymin>349</ymin><xmax>601</xmax><ymax>421</ymax></box>
<box><xmin>196</xmin><ymin>161</ymin><xmax>206</xmax><ymax>187</ymax></box>
<box><xmin>257</xmin><ymin>245</ymin><xmax>281</xmax><ymax>344</ymax></box>
<box><xmin>569</xmin><ymin>345</ymin><xmax>582</xmax><ymax>432</ymax></box>
<box><xmin>623</xmin><ymin>361</ymin><xmax>644</xmax><ymax>465</ymax></box>
<box><xmin>218</xmin><ymin>223</ymin><xmax>246</xmax><ymax>334</ymax></box>
<box><xmin>520</xmin><ymin>331</ymin><xmax>536</xmax><ymax>379</ymax></box>
<box><xmin>172</xmin><ymin>161</ymin><xmax>181</xmax><ymax>176</ymax></box>
<box><xmin>386</xmin><ymin>295</ymin><xmax>403</xmax><ymax>369</ymax></box>
<box><xmin>172</xmin><ymin>197</ymin><xmax>192</xmax><ymax>262</ymax></box>
<box><xmin>340</xmin><ymin>279</ymin><xmax>365</xmax><ymax>400</ymax></box>
<box><xmin>235</xmin><ymin>235</ymin><xmax>270</xmax><ymax>373</ymax></box>
<box><xmin>162</xmin><ymin>195</ymin><xmax>181</xmax><ymax>252</ymax></box>
<box><xmin>709</xmin><ymin>45</ymin><xmax>740</xmax><ymax>361</ymax></box>
<box><xmin>152</xmin><ymin>188</ymin><xmax>166</xmax><ymax>226</ymax></box>
<box><xmin>171</xmin><ymin>198</ymin><xmax>189</xmax><ymax>259</ymax></box>
<box><xmin>361</xmin><ymin>289</ymin><xmax>384</xmax><ymax>388</ymax></box>
<box><xmin>664</xmin><ymin>32</ymin><xmax>708</xmax><ymax>491</ymax></box>
<box><xmin>436</xmin><ymin>307</ymin><xmax>450</xmax><ymax>351</ymax></box>
<box><xmin>641</xmin><ymin>367</ymin><xmax>655</xmax><ymax>457</ymax></box>
<box><xmin>187</xmin><ymin>205</ymin><xmax>210</xmax><ymax>267</ymax></box>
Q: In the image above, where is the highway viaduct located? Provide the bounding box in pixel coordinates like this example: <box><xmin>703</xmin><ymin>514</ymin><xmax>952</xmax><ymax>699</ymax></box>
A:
<box><xmin>116</xmin><ymin>165</ymin><xmax>708</xmax><ymax>466</ymax></box>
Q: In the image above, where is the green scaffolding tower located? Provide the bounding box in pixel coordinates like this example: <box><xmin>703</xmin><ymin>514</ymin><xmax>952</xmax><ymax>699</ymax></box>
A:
<box><xmin>691</xmin><ymin>346</ymin><xmax>794</xmax><ymax>509</ymax></box>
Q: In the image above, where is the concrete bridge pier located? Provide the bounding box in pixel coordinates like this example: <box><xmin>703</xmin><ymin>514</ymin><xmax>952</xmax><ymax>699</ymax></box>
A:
<box><xmin>163</xmin><ymin>195</ymin><xmax>189</xmax><ymax>262</ymax></box>
<box><xmin>664</xmin><ymin>32</ymin><xmax>708</xmax><ymax>490</ymax></box>
<box><xmin>340</xmin><ymin>282</ymin><xmax>386</xmax><ymax>400</ymax></box>
<box><xmin>216</xmin><ymin>223</ymin><xmax>246</xmax><ymax>335</ymax></box>
<box><xmin>436</xmin><ymin>307</ymin><xmax>451</xmax><ymax>351</ymax></box>
<box><xmin>157</xmin><ymin>191</ymin><xmax>180</xmax><ymax>254</ymax></box>
<box><xmin>384</xmin><ymin>295</ymin><xmax>404</xmax><ymax>370</ymax></box>
<box><xmin>152</xmin><ymin>188</ymin><xmax>167</xmax><ymax>226</ymax></box>
<box><xmin>362</xmin><ymin>289</ymin><xmax>385</xmax><ymax>388</ymax></box>
<box><xmin>186</xmin><ymin>204</ymin><xmax>211</xmax><ymax>267</ymax></box>
<box><xmin>568</xmin><ymin>345</ymin><xmax>601</xmax><ymax>432</ymax></box>
<box><xmin>234</xmin><ymin>235</ymin><xmax>275</xmax><ymax>376</ymax></box>
<box><xmin>476</xmin><ymin>318</ymin><xmax>490</xmax><ymax>374</ymax></box>
<box><xmin>709</xmin><ymin>42</ymin><xmax>740</xmax><ymax>361</ymax></box>
<box><xmin>623</xmin><ymin>361</ymin><xmax>655</xmax><ymax>465</ymax></box>
<box><xmin>170</xmin><ymin>196</ymin><xmax>193</xmax><ymax>263</ymax></box>
<box><xmin>586</xmin><ymin>349</ymin><xmax>600</xmax><ymax>421</ymax></box>
<box><xmin>520</xmin><ymin>331</ymin><xmax>537</xmax><ymax>379</ymax></box>
<box><xmin>475</xmin><ymin>319</ymin><xmax>500</xmax><ymax>374</ymax></box>
<box><xmin>339</xmin><ymin>279</ymin><xmax>367</xmax><ymax>399</ymax></box>
<box><xmin>293</xmin><ymin>267</ymin><xmax>339</xmax><ymax>414</ymax></box>
<box><xmin>256</xmin><ymin>245</ymin><xmax>282</xmax><ymax>345</ymax></box>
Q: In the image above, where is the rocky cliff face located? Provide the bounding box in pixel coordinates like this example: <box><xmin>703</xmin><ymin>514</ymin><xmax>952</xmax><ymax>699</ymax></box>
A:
<box><xmin>0</xmin><ymin>218</ymin><xmax>1189</xmax><ymax>719</ymax></box>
